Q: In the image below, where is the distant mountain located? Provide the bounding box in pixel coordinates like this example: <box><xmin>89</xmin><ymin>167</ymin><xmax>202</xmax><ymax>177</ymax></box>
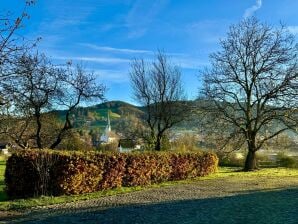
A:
<box><xmin>54</xmin><ymin>101</ymin><xmax>144</xmax><ymax>132</ymax></box>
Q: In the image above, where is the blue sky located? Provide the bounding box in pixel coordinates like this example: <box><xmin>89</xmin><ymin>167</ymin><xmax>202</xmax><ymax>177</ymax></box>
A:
<box><xmin>2</xmin><ymin>0</ymin><xmax>298</xmax><ymax>104</ymax></box>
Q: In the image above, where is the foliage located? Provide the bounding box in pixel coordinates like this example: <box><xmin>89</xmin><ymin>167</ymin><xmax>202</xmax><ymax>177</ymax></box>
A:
<box><xmin>276</xmin><ymin>152</ymin><xmax>298</xmax><ymax>168</ymax></box>
<box><xmin>57</xmin><ymin>131</ymin><xmax>94</xmax><ymax>151</ymax></box>
<box><xmin>114</xmin><ymin>113</ymin><xmax>147</xmax><ymax>142</ymax></box>
<box><xmin>5</xmin><ymin>150</ymin><xmax>218</xmax><ymax>198</ymax></box>
<box><xmin>217</xmin><ymin>151</ymin><xmax>245</xmax><ymax>167</ymax></box>
<box><xmin>170</xmin><ymin>133</ymin><xmax>201</xmax><ymax>152</ymax></box>
<box><xmin>97</xmin><ymin>142</ymin><xmax>119</xmax><ymax>152</ymax></box>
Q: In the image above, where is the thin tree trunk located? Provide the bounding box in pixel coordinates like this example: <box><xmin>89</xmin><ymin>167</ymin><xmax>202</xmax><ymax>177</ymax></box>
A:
<box><xmin>155</xmin><ymin>135</ymin><xmax>162</xmax><ymax>151</ymax></box>
<box><xmin>35</xmin><ymin>111</ymin><xmax>42</xmax><ymax>149</ymax></box>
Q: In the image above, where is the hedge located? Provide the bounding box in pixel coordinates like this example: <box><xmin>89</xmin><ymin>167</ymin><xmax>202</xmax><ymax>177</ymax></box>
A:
<box><xmin>5</xmin><ymin>150</ymin><xmax>218</xmax><ymax>198</ymax></box>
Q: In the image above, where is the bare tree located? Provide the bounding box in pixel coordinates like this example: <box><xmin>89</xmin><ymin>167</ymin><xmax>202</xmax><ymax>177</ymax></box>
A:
<box><xmin>0</xmin><ymin>1</ymin><xmax>36</xmax><ymax>82</ymax></box>
<box><xmin>130</xmin><ymin>52</ymin><xmax>188</xmax><ymax>151</ymax></box>
<box><xmin>2</xmin><ymin>53</ymin><xmax>105</xmax><ymax>149</ymax></box>
<box><xmin>50</xmin><ymin>63</ymin><xmax>106</xmax><ymax>149</ymax></box>
<box><xmin>0</xmin><ymin>0</ymin><xmax>37</xmax><ymax>136</ymax></box>
<box><xmin>201</xmin><ymin>17</ymin><xmax>298</xmax><ymax>171</ymax></box>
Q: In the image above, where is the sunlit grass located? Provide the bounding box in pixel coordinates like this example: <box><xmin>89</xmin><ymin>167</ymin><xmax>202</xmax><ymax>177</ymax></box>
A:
<box><xmin>0</xmin><ymin>158</ymin><xmax>8</xmax><ymax>202</ymax></box>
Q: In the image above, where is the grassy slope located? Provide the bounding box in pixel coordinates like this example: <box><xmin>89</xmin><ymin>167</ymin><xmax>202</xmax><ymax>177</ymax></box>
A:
<box><xmin>0</xmin><ymin>161</ymin><xmax>297</xmax><ymax>211</ymax></box>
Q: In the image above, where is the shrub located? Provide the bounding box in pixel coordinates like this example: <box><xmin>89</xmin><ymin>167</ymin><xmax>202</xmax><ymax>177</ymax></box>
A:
<box><xmin>5</xmin><ymin>152</ymin><xmax>40</xmax><ymax>198</ymax></box>
<box><xmin>5</xmin><ymin>150</ymin><xmax>218</xmax><ymax>198</ymax></box>
<box><xmin>98</xmin><ymin>154</ymin><xmax>126</xmax><ymax>189</ymax></box>
<box><xmin>97</xmin><ymin>142</ymin><xmax>119</xmax><ymax>152</ymax></box>
<box><xmin>51</xmin><ymin>154</ymin><xmax>104</xmax><ymax>195</ymax></box>
<box><xmin>170</xmin><ymin>133</ymin><xmax>201</xmax><ymax>152</ymax></box>
<box><xmin>276</xmin><ymin>153</ymin><xmax>298</xmax><ymax>168</ymax></box>
<box><xmin>217</xmin><ymin>151</ymin><xmax>245</xmax><ymax>167</ymax></box>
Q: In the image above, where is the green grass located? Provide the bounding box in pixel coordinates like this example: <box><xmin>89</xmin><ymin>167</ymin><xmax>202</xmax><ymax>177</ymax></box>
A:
<box><xmin>0</xmin><ymin>157</ymin><xmax>8</xmax><ymax>202</ymax></box>
<box><xmin>0</xmin><ymin>159</ymin><xmax>297</xmax><ymax>211</ymax></box>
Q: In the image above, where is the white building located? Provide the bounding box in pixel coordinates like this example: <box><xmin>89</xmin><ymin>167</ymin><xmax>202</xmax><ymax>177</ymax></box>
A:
<box><xmin>0</xmin><ymin>143</ymin><xmax>10</xmax><ymax>155</ymax></box>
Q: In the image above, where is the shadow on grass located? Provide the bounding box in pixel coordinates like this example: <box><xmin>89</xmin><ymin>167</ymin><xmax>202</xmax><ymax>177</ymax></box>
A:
<box><xmin>10</xmin><ymin>188</ymin><xmax>298</xmax><ymax>224</ymax></box>
<box><xmin>0</xmin><ymin>190</ymin><xmax>8</xmax><ymax>202</ymax></box>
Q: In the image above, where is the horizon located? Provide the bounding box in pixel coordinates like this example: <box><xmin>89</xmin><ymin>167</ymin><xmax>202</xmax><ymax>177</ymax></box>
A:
<box><xmin>1</xmin><ymin>0</ymin><xmax>298</xmax><ymax>104</ymax></box>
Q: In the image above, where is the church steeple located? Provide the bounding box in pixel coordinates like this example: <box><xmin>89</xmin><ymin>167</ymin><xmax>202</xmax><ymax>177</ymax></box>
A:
<box><xmin>100</xmin><ymin>110</ymin><xmax>112</xmax><ymax>143</ymax></box>
<box><xmin>107</xmin><ymin>110</ymin><xmax>111</xmax><ymax>132</ymax></box>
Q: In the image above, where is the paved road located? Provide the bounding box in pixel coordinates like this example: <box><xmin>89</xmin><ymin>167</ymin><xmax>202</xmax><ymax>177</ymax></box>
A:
<box><xmin>2</xmin><ymin>176</ymin><xmax>298</xmax><ymax>224</ymax></box>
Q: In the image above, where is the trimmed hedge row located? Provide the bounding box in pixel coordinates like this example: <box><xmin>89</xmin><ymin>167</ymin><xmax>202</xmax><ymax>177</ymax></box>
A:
<box><xmin>5</xmin><ymin>150</ymin><xmax>218</xmax><ymax>198</ymax></box>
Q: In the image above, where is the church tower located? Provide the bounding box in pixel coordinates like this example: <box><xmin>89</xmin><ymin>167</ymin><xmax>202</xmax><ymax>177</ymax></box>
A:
<box><xmin>100</xmin><ymin>110</ymin><xmax>114</xmax><ymax>143</ymax></box>
<box><xmin>106</xmin><ymin>110</ymin><xmax>111</xmax><ymax>132</ymax></box>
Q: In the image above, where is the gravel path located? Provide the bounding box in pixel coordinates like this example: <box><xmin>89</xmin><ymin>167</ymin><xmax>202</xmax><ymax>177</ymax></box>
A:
<box><xmin>2</xmin><ymin>176</ymin><xmax>298</xmax><ymax>224</ymax></box>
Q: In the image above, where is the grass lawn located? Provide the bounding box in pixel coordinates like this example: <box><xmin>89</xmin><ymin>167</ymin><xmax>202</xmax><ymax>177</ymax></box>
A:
<box><xmin>0</xmin><ymin>158</ymin><xmax>8</xmax><ymax>202</ymax></box>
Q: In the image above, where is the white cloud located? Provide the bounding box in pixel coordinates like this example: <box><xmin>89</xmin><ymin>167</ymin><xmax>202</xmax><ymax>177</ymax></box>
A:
<box><xmin>187</xmin><ymin>20</ymin><xmax>228</xmax><ymax>44</ymax></box>
<box><xmin>94</xmin><ymin>69</ymin><xmax>129</xmax><ymax>83</ymax></box>
<box><xmin>79</xmin><ymin>43</ymin><xmax>186</xmax><ymax>58</ymax></box>
<box><xmin>80</xmin><ymin>43</ymin><xmax>153</xmax><ymax>54</ymax></box>
<box><xmin>125</xmin><ymin>0</ymin><xmax>169</xmax><ymax>38</ymax></box>
<box><xmin>127</xmin><ymin>28</ymin><xmax>148</xmax><ymax>39</ymax></box>
<box><xmin>53</xmin><ymin>56</ymin><xmax>130</xmax><ymax>64</ymax></box>
<box><xmin>243</xmin><ymin>0</ymin><xmax>262</xmax><ymax>18</ymax></box>
<box><xmin>288</xmin><ymin>26</ymin><xmax>298</xmax><ymax>35</ymax></box>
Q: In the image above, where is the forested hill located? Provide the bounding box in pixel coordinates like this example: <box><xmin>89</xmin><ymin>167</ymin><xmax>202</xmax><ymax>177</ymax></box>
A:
<box><xmin>53</xmin><ymin>100</ymin><xmax>297</xmax><ymax>137</ymax></box>
<box><xmin>54</xmin><ymin>101</ymin><xmax>144</xmax><ymax>131</ymax></box>
<box><xmin>53</xmin><ymin>100</ymin><xmax>199</xmax><ymax>132</ymax></box>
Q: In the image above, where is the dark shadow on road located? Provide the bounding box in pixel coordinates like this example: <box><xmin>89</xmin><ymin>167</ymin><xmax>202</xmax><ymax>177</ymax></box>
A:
<box><xmin>6</xmin><ymin>188</ymin><xmax>298</xmax><ymax>224</ymax></box>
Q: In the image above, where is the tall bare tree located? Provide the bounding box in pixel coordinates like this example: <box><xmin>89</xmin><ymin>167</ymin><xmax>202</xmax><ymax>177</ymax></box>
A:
<box><xmin>201</xmin><ymin>18</ymin><xmax>298</xmax><ymax>171</ymax></box>
<box><xmin>130</xmin><ymin>52</ymin><xmax>188</xmax><ymax>151</ymax></box>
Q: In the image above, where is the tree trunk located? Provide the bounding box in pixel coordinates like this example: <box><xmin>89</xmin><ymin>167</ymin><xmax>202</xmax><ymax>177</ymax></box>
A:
<box><xmin>35</xmin><ymin>111</ymin><xmax>42</xmax><ymax>149</ymax></box>
<box><xmin>244</xmin><ymin>150</ymin><xmax>257</xmax><ymax>171</ymax></box>
<box><xmin>155</xmin><ymin>133</ymin><xmax>162</xmax><ymax>151</ymax></box>
<box><xmin>155</xmin><ymin>135</ymin><xmax>162</xmax><ymax>151</ymax></box>
<box><xmin>50</xmin><ymin>136</ymin><xmax>62</xmax><ymax>149</ymax></box>
<box><xmin>50</xmin><ymin>110</ymin><xmax>72</xmax><ymax>149</ymax></box>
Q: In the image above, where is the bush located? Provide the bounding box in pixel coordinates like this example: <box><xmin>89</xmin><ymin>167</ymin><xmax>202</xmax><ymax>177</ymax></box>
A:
<box><xmin>97</xmin><ymin>142</ymin><xmax>119</xmax><ymax>152</ymax></box>
<box><xmin>276</xmin><ymin>153</ymin><xmax>298</xmax><ymax>168</ymax></box>
<box><xmin>217</xmin><ymin>151</ymin><xmax>245</xmax><ymax>167</ymax></box>
<box><xmin>5</xmin><ymin>150</ymin><xmax>218</xmax><ymax>198</ymax></box>
<box><xmin>170</xmin><ymin>133</ymin><xmax>201</xmax><ymax>152</ymax></box>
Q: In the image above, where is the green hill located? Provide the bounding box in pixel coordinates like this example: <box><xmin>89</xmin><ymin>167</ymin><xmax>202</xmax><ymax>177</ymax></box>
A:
<box><xmin>54</xmin><ymin>101</ymin><xmax>144</xmax><ymax>132</ymax></box>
